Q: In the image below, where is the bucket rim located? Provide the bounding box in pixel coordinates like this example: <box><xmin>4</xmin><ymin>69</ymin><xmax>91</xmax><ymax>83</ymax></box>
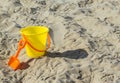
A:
<box><xmin>20</xmin><ymin>26</ymin><xmax>49</xmax><ymax>36</ymax></box>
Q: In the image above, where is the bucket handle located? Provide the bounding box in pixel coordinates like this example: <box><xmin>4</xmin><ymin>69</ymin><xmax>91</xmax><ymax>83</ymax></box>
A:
<box><xmin>22</xmin><ymin>34</ymin><xmax>51</xmax><ymax>52</ymax></box>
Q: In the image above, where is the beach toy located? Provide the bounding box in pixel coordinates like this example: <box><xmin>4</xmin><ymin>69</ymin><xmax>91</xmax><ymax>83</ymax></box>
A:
<box><xmin>20</xmin><ymin>26</ymin><xmax>51</xmax><ymax>58</ymax></box>
<box><xmin>8</xmin><ymin>26</ymin><xmax>51</xmax><ymax>70</ymax></box>
<box><xmin>8</xmin><ymin>39</ymin><xmax>26</xmax><ymax>70</ymax></box>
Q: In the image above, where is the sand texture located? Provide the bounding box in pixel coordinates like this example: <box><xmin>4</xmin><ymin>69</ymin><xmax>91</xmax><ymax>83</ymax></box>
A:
<box><xmin>0</xmin><ymin>0</ymin><xmax>120</xmax><ymax>83</ymax></box>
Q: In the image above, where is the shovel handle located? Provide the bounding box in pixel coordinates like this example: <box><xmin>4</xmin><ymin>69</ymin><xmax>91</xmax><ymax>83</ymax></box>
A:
<box><xmin>18</xmin><ymin>39</ymin><xmax>26</xmax><ymax>49</ymax></box>
<box><xmin>15</xmin><ymin>39</ymin><xmax>26</xmax><ymax>58</ymax></box>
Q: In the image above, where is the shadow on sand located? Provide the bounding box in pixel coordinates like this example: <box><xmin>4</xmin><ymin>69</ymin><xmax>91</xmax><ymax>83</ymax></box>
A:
<box><xmin>46</xmin><ymin>49</ymin><xmax>88</xmax><ymax>59</ymax></box>
<box><xmin>18</xmin><ymin>49</ymin><xmax>88</xmax><ymax>70</ymax></box>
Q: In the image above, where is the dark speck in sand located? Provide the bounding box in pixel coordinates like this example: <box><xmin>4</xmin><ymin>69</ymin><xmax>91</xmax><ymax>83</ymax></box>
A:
<box><xmin>40</xmin><ymin>1</ymin><xmax>46</xmax><ymax>5</ymax></box>
<box><xmin>30</xmin><ymin>8</ymin><xmax>38</xmax><ymax>14</ymax></box>
<box><xmin>14</xmin><ymin>0</ymin><xmax>22</xmax><ymax>6</ymax></box>
<box><xmin>15</xmin><ymin>24</ymin><xmax>22</xmax><ymax>28</ymax></box>
<box><xmin>64</xmin><ymin>16</ymin><xmax>73</xmax><ymax>20</ymax></box>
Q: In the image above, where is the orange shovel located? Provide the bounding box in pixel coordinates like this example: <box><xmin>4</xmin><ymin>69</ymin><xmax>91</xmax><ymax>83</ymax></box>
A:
<box><xmin>8</xmin><ymin>39</ymin><xmax>26</xmax><ymax>70</ymax></box>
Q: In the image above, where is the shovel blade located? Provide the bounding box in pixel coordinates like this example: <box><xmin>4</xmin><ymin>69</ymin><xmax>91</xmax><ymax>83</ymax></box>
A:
<box><xmin>8</xmin><ymin>56</ymin><xmax>20</xmax><ymax>70</ymax></box>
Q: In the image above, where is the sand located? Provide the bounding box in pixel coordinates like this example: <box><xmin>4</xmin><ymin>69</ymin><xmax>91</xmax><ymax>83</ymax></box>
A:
<box><xmin>0</xmin><ymin>0</ymin><xmax>120</xmax><ymax>83</ymax></box>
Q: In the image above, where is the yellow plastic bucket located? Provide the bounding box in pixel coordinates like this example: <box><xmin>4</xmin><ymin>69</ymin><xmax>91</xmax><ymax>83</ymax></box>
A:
<box><xmin>20</xmin><ymin>26</ymin><xmax>50</xmax><ymax>58</ymax></box>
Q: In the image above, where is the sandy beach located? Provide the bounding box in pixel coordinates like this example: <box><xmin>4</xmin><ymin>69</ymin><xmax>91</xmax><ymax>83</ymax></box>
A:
<box><xmin>0</xmin><ymin>0</ymin><xmax>120</xmax><ymax>83</ymax></box>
